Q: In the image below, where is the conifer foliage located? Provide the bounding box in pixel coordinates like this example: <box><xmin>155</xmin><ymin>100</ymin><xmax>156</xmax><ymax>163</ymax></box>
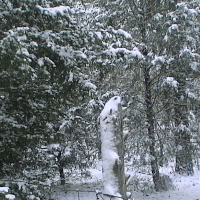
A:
<box><xmin>0</xmin><ymin>0</ymin><xmax>200</xmax><ymax>198</ymax></box>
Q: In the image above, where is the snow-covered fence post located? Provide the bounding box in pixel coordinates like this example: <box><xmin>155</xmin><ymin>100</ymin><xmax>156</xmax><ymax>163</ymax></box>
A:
<box><xmin>100</xmin><ymin>96</ymin><xmax>127</xmax><ymax>200</ymax></box>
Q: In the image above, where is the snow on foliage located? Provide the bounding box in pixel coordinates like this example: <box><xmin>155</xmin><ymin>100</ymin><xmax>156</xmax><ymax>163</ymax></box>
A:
<box><xmin>48</xmin><ymin>144</ymin><xmax>60</xmax><ymax>151</ymax></box>
<box><xmin>154</xmin><ymin>13</ymin><xmax>163</xmax><ymax>20</ymax></box>
<box><xmin>94</xmin><ymin>32</ymin><xmax>103</xmax><ymax>40</ymax></box>
<box><xmin>100</xmin><ymin>96</ymin><xmax>122</xmax><ymax>197</ymax></box>
<box><xmin>180</xmin><ymin>48</ymin><xmax>199</xmax><ymax>58</ymax></box>
<box><xmin>168</xmin><ymin>24</ymin><xmax>179</xmax><ymax>33</ymax></box>
<box><xmin>186</xmin><ymin>90</ymin><xmax>198</xmax><ymax>100</ymax></box>
<box><xmin>82</xmin><ymin>81</ymin><xmax>97</xmax><ymax>90</ymax></box>
<box><xmin>151</xmin><ymin>55</ymin><xmax>165</xmax><ymax>65</ymax></box>
<box><xmin>104</xmin><ymin>47</ymin><xmax>143</xmax><ymax>59</ymax></box>
<box><xmin>190</xmin><ymin>62</ymin><xmax>200</xmax><ymax>72</ymax></box>
<box><xmin>163</xmin><ymin>77</ymin><xmax>178</xmax><ymax>88</ymax></box>
<box><xmin>0</xmin><ymin>187</ymin><xmax>9</xmax><ymax>193</ymax></box>
<box><xmin>113</xmin><ymin>29</ymin><xmax>132</xmax><ymax>39</ymax></box>
<box><xmin>164</xmin><ymin>34</ymin><xmax>169</xmax><ymax>42</ymax></box>
<box><xmin>68</xmin><ymin>71</ymin><xmax>74</xmax><ymax>82</ymax></box>
<box><xmin>5</xmin><ymin>194</ymin><xmax>16</xmax><ymax>200</ymax></box>
<box><xmin>36</xmin><ymin>4</ymin><xmax>102</xmax><ymax>17</ymax></box>
<box><xmin>177</xmin><ymin>2</ymin><xmax>199</xmax><ymax>16</ymax></box>
<box><xmin>74</xmin><ymin>51</ymin><xmax>87</xmax><ymax>59</ymax></box>
<box><xmin>16</xmin><ymin>48</ymin><xmax>30</xmax><ymax>56</ymax></box>
<box><xmin>36</xmin><ymin>5</ymin><xmax>71</xmax><ymax>16</ymax></box>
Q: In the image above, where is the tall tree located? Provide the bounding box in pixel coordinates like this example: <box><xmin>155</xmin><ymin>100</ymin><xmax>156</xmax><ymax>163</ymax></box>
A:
<box><xmin>0</xmin><ymin>0</ymin><xmax>99</xmax><ymax>185</ymax></box>
<box><xmin>96</xmin><ymin>0</ymin><xmax>200</xmax><ymax>187</ymax></box>
<box><xmin>161</xmin><ymin>1</ymin><xmax>200</xmax><ymax>174</ymax></box>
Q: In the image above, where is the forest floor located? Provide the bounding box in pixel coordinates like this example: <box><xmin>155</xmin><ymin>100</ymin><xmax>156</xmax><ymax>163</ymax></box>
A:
<box><xmin>50</xmin><ymin>165</ymin><xmax>200</xmax><ymax>200</ymax></box>
<box><xmin>132</xmin><ymin>171</ymin><xmax>200</xmax><ymax>200</ymax></box>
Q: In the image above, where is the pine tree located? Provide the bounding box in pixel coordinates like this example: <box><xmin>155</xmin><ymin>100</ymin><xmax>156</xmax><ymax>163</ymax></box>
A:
<box><xmin>0</xmin><ymin>0</ymin><xmax>99</xmax><ymax>184</ymax></box>
<box><xmin>96</xmin><ymin>0</ymin><xmax>200</xmax><ymax>188</ymax></box>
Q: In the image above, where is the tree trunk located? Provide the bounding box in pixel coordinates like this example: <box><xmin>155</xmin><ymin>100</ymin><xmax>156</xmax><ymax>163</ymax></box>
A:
<box><xmin>144</xmin><ymin>66</ymin><xmax>160</xmax><ymax>191</ymax></box>
<box><xmin>157</xmin><ymin>130</ymin><xmax>164</xmax><ymax>167</ymax></box>
<box><xmin>57</xmin><ymin>151</ymin><xmax>66</xmax><ymax>185</ymax></box>
<box><xmin>0</xmin><ymin>160</ymin><xmax>3</xmax><ymax>177</ymax></box>
<box><xmin>59</xmin><ymin>167</ymin><xmax>65</xmax><ymax>185</ymax></box>
<box><xmin>100</xmin><ymin>96</ymin><xmax>127</xmax><ymax>199</ymax></box>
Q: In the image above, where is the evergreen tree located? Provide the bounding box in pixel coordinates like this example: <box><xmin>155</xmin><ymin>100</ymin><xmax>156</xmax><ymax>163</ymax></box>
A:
<box><xmin>96</xmin><ymin>0</ymin><xmax>200</xmax><ymax>188</ymax></box>
<box><xmin>0</xmin><ymin>0</ymin><xmax>99</xmax><ymax>185</ymax></box>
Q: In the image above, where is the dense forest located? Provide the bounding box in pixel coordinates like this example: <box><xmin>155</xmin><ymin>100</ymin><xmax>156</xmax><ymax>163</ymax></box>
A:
<box><xmin>0</xmin><ymin>0</ymin><xmax>200</xmax><ymax>199</ymax></box>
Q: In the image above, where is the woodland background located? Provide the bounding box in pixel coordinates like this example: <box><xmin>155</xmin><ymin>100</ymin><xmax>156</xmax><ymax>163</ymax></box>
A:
<box><xmin>0</xmin><ymin>0</ymin><xmax>200</xmax><ymax>199</ymax></box>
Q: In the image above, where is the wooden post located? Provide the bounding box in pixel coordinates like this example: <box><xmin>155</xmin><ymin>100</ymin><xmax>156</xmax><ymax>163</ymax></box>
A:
<box><xmin>100</xmin><ymin>96</ymin><xmax>127</xmax><ymax>200</ymax></box>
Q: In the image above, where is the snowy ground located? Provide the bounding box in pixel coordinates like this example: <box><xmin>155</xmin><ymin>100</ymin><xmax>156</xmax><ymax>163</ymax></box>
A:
<box><xmin>133</xmin><ymin>171</ymin><xmax>200</xmax><ymax>200</ymax></box>
<box><xmin>50</xmin><ymin>167</ymin><xmax>200</xmax><ymax>200</ymax></box>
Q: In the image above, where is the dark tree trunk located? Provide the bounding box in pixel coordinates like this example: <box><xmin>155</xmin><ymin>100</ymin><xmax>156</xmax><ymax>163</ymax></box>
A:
<box><xmin>57</xmin><ymin>151</ymin><xmax>65</xmax><ymax>185</ymax></box>
<box><xmin>0</xmin><ymin>160</ymin><xmax>3</xmax><ymax>177</ymax></box>
<box><xmin>144</xmin><ymin>66</ymin><xmax>160</xmax><ymax>191</ymax></box>
<box><xmin>59</xmin><ymin>167</ymin><xmax>65</xmax><ymax>185</ymax></box>
<box><xmin>157</xmin><ymin>130</ymin><xmax>164</xmax><ymax>167</ymax></box>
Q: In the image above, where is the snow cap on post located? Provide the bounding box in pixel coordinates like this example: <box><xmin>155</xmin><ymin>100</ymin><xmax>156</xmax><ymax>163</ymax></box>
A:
<box><xmin>100</xmin><ymin>96</ymin><xmax>121</xmax><ymax>122</ymax></box>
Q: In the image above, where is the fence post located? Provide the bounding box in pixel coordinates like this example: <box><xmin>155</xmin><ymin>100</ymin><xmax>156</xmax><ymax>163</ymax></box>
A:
<box><xmin>100</xmin><ymin>96</ymin><xmax>127</xmax><ymax>200</ymax></box>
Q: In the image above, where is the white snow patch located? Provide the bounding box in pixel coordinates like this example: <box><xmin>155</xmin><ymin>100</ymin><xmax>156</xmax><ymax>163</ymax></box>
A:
<box><xmin>74</xmin><ymin>51</ymin><xmax>87</xmax><ymax>59</ymax></box>
<box><xmin>27</xmin><ymin>194</ymin><xmax>36</xmax><ymax>200</ymax></box>
<box><xmin>177</xmin><ymin>2</ymin><xmax>186</xmax><ymax>8</ymax></box>
<box><xmin>186</xmin><ymin>35</ymin><xmax>195</xmax><ymax>42</ymax></box>
<box><xmin>104</xmin><ymin>184</ymin><xmax>122</xmax><ymax>197</ymax></box>
<box><xmin>81</xmin><ymin>81</ymin><xmax>97</xmax><ymax>90</ymax></box>
<box><xmin>5</xmin><ymin>194</ymin><xmax>15</xmax><ymax>200</ymax></box>
<box><xmin>37</xmin><ymin>5</ymin><xmax>70</xmax><ymax>16</ymax></box>
<box><xmin>95</xmin><ymin>32</ymin><xmax>103</xmax><ymax>39</ymax></box>
<box><xmin>169</xmin><ymin>24</ymin><xmax>179</xmax><ymax>33</ymax></box>
<box><xmin>163</xmin><ymin>77</ymin><xmax>178</xmax><ymax>88</ymax></box>
<box><xmin>16</xmin><ymin>48</ymin><xmax>30</xmax><ymax>56</ymax></box>
<box><xmin>0</xmin><ymin>187</ymin><xmax>9</xmax><ymax>193</ymax></box>
<box><xmin>187</xmin><ymin>8</ymin><xmax>198</xmax><ymax>15</ymax></box>
<box><xmin>89</xmin><ymin>168</ymin><xmax>102</xmax><ymax>181</ymax></box>
<box><xmin>123</xmin><ymin>130</ymin><xmax>129</xmax><ymax>136</ymax></box>
<box><xmin>187</xmin><ymin>90</ymin><xmax>198</xmax><ymax>99</ymax></box>
<box><xmin>64</xmin><ymin>147</ymin><xmax>71</xmax><ymax>156</ymax></box>
<box><xmin>107</xmin><ymin>150</ymin><xmax>119</xmax><ymax>161</ymax></box>
<box><xmin>100</xmin><ymin>96</ymin><xmax>122</xmax><ymax>197</ymax></box>
<box><xmin>16</xmin><ymin>27</ymin><xmax>29</xmax><ymax>31</ymax></box>
<box><xmin>50</xmin><ymin>166</ymin><xmax>200</xmax><ymax>200</ymax></box>
<box><xmin>68</xmin><ymin>71</ymin><xmax>73</xmax><ymax>82</ymax></box>
<box><xmin>151</xmin><ymin>55</ymin><xmax>165</xmax><ymax>65</ymax></box>
<box><xmin>19</xmin><ymin>65</ymin><xmax>35</xmax><ymax>72</ymax></box>
<box><xmin>104</xmin><ymin>47</ymin><xmax>143</xmax><ymax>59</ymax></box>
<box><xmin>115</xmin><ymin>29</ymin><xmax>132</xmax><ymax>39</ymax></box>
<box><xmin>49</xmin><ymin>144</ymin><xmax>61</xmax><ymax>151</ymax></box>
<box><xmin>58</xmin><ymin>46</ymin><xmax>73</xmax><ymax>58</ymax></box>
<box><xmin>154</xmin><ymin>13</ymin><xmax>163</xmax><ymax>20</ymax></box>
<box><xmin>132</xmin><ymin>169</ymin><xmax>200</xmax><ymax>200</ymax></box>
<box><xmin>100</xmin><ymin>96</ymin><xmax>121</xmax><ymax>120</ymax></box>
<box><xmin>38</xmin><ymin>58</ymin><xmax>44</xmax><ymax>66</ymax></box>
<box><xmin>180</xmin><ymin>48</ymin><xmax>199</xmax><ymax>58</ymax></box>
<box><xmin>59</xmin><ymin>120</ymin><xmax>68</xmax><ymax>130</ymax></box>
<box><xmin>17</xmin><ymin>35</ymin><xmax>27</xmax><ymax>41</ymax></box>
<box><xmin>30</xmin><ymin>41</ymin><xmax>38</xmax><ymax>47</ymax></box>
<box><xmin>164</xmin><ymin>35</ymin><xmax>168</xmax><ymax>42</ymax></box>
